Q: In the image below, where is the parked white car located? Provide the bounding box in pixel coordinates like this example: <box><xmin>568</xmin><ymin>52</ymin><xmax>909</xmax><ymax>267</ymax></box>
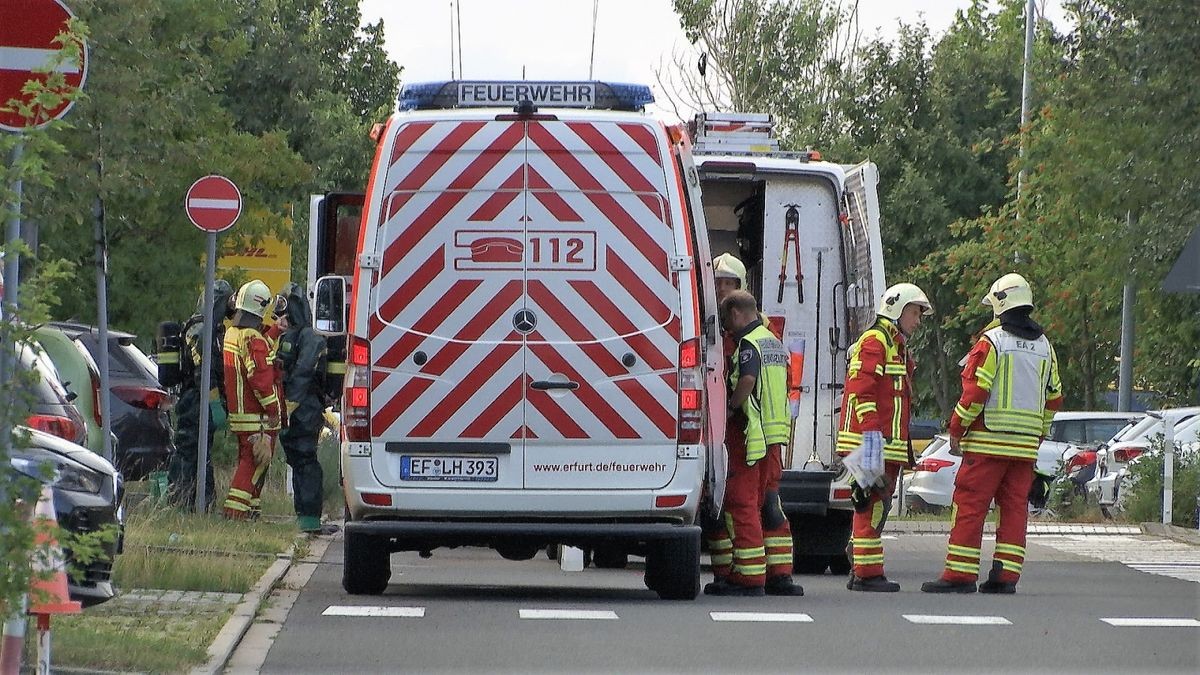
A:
<box><xmin>898</xmin><ymin>411</ymin><xmax>1141</xmax><ymax>514</ymax></box>
<box><xmin>1045</xmin><ymin>411</ymin><xmax>1143</xmax><ymax>463</ymax></box>
<box><xmin>1088</xmin><ymin>410</ymin><xmax>1200</xmax><ymax>514</ymax></box>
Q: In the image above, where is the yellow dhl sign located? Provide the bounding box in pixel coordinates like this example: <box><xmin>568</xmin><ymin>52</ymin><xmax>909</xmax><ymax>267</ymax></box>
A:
<box><xmin>218</xmin><ymin>236</ymin><xmax>293</xmax><ymax>296</ymax></box>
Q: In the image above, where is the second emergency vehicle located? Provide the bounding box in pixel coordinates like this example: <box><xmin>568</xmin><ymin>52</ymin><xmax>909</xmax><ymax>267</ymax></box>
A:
<box><xmin>690</xmin><ymin>112</ymin><xmax>886</xmax><ymax>574</ymax></box>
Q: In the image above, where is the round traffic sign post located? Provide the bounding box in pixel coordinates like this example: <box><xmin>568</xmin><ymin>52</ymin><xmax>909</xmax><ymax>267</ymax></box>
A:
<box><xmin>187</xmin><ymin>174</ymin><xmax>241</xmax><ymax>513</ymax></box>
<box><xmin>0</xmin><ymin>0</ymin><xmax>88</xmax><ymax>132</ymax></box>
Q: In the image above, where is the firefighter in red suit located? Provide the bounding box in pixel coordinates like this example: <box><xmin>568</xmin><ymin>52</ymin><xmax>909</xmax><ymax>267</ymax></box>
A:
<box><xmin>222</xmin><ymin>279</ymin><xmax>284</xmax><ymax>520</ymax></box>
<box><xmin>704</xmin><ymin>289</ymin><xmax>803</xmax><ymax>597</ymax></box>
<box><xmin>923</xmin><ymin>273</ymin><xmax>1063</xmax><ymax>594</ymax></box>
<box><xmin>837</xmin><ymin>283</ymin><xmax>933</xmax><ymax>592</ymax></box>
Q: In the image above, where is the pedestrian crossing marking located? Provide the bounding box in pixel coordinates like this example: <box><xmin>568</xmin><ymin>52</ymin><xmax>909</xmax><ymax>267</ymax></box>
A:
<box><xmin>1034</xmin><ymin>535</ymin><xmax>1200</xmax><ymax>583</ymax></box>
<box><xmin>1101</xmin><ymin>617</ymin><xmax>1200</xmax><ymax>627</ymax></box>
<box><xmin>903</xmin><ymin>614</ymin><xmax>1011</xmax><ymax>625</ymax></box>
<box><xmin>710</xmin><ymin>612</ymin><xmax>813</xmax><ymax>623</ymax></box>
<box><xmin>519</xmin><ymin>609</ymin><xmax>618</xmax><ymax>620</ymax></box>
<box><xmin>322</xmin><ymin>605</ymin><xmax>425</xmax><ymax>617</ymax></box>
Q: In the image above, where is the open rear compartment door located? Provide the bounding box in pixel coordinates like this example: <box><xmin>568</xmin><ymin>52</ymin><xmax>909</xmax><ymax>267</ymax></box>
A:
<box><xmin>520</xmin><ymin>119</ymin><xmax>681</xmax><ymax>490</ymax></box>
<box><xmin>368</xmin><ymin>118</ymin><xmax>529</xmax><ymax>489</ymax></box>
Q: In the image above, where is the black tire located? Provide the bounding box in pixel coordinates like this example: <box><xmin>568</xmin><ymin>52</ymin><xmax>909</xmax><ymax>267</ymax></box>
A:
<box><xmin>827</xmin><ymin>553</ymin><xmax>852</xmax><ymax>576</ymax></box>
<box><xmin>645</xmin><ymin>531</ymin><xmax>700</xmax><ymax>600</ymax></box>
<box><xmin>592</xmin><ymin>547</ymin><xmax>629</xmax><ymax>570</ymax></box>
<box><xmin>342</xmin><ymin>529</ymin><xmax>391</xmax><ymax>595</ymax></box>
<box><xmin>793</xmin><ymin>555</ymin><xmax>830</xmax><ymax>575</ymax></box>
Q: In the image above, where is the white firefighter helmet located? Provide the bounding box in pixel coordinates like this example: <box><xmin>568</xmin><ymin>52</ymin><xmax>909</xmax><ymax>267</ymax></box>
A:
<box><xmin>982</xmin><ymin>272</ymin><xmax>1034</xmax><ymax>316</ymax></box>
<box><xmin>877</xmin><ymin>283</ymin><xmax>934</xmax><ymax>321</ymax></box>
<box><xmin>234</xmin><ymin>279</ymin><xmax>273</xmax><ymax>318</ymax></box>
<box><xmin>713</xmin><ymin>253</ymin><xmax>747</xmax><ymax>290</ymax></box>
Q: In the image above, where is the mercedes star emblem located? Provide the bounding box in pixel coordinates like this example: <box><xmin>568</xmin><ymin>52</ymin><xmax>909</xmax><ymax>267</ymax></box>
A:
<box><xmin>513</xmin><ymin>309</ymin><xmax>537</xmax><ymax>334</ymax></box>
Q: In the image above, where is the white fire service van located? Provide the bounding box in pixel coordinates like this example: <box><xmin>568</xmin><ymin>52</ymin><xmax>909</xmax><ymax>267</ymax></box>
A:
<box><xmin>689</xmin><ymin>112</ymin><xmax>886</xmax><ymax>574</ymax></box>
<box><xmin>309</xmin><ymin>80</ymin><xmax>726</xmax><ymax>600</ymax></box>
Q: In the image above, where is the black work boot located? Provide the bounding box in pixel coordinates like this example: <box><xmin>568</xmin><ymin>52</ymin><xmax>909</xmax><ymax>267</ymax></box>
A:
<box><xmin>765</xmin><ymin>575</ymin><xmax>804</xmax><ymax>596</ymax></box>
<box><xmin>847</xmin><ymin>575</ymin><xmax>900</xmax><ymax>592</ymax></box>
<box><xmin>703</xmin><ymin>579</ymin><xmax>766</xmax><ymax>597</ymax></box>
<box><xmin>920</xmin><ymin>578</ymin><xmax>977</xmax><ymax>594</ymax></box>
<box><xmin>979</xmin><ymin>561</ymin><xmax>1018</xmax><ymax>594</ymax></box>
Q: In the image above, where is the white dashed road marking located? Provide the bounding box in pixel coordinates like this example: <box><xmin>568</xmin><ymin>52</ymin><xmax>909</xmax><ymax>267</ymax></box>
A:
<box><xmin>519</xmin><ymin>609</ymin><xmax>618</xmax><ymax>620</ymax></box>
<box><xmin>709</xmin><ymin>612</ymin><xmax>814</xmax><ymax>623</ymax></box>
<box><xmin>903</xmin><ymin>615</ymin><xmax>1012</xmax><ymax>625</ymax></box>
<box><xmin>322</xmin><ymin>606</ymin><xmax>425</xmax><ymax>617</ymax></box>
<box><xmin>1101</xmin><ymin>618</ymin><xmax>1200</xmax><ymax>627</ymax></box>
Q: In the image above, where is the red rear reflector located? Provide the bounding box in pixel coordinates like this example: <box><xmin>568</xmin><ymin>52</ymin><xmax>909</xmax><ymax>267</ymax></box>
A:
<box><xmin>361</xmin><ymin>492</ymin><xmax>392</xmax><ymax>507</ymax></box>
<box><xmin>833</xmin><ymin>487</ymin><xmax>852</xmax><ymax>501</ymax></box>
<box><xmin>349</xmin><ymin>387</ymin><xmax>368</xmax><ymax>407</ymax></box>
<box><xmin>680</xmin><ymin>389</ymin><xmax>701</xmax><ymax>411</ymax></box>
<box><xmin>350</xmin><ymin>338</ymin><xmax>369</xmax><ymax>366</ymax></box>
<box><xmin>655</xmin><ymin>494</ymin><xmax>687</xmax><ymax>508</ymax></box>
<box><xmin>680</xmin><ymin>338</ymin><xmax>700</xmax><ymax>368</ymax></box>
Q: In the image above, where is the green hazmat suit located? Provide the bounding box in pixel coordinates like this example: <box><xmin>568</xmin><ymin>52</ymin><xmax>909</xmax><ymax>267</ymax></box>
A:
<box><xmin>277</xmin><ymin>282</ymin><xmax>329</xmax><ymax>531</ymax></box>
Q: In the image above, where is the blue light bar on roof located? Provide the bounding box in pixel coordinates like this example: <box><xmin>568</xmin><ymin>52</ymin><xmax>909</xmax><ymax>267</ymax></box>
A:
<box><xmin>398</xmin><ymin>80</ymin><xmax>654</xmax><ymax>112</ymax></box>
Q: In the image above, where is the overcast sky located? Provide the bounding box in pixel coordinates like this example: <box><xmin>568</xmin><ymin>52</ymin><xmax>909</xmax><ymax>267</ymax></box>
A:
<box><xmin>359</xmin><ymin>0</ymin><xmax>1067</xmax><ymax>121</ymax></box>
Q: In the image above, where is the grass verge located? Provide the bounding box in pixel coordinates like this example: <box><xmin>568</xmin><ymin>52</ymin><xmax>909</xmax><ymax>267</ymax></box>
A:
<box><xmin>41</xmin><ymin>434</ymin><xmax>329</xmax><ymax>673</ymax></box>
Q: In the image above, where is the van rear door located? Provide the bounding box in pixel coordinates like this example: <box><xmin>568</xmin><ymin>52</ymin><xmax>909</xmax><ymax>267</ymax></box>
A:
<box><xmin>369</xmin><ymin>118</ymin><xmax>529</xmax><ymax>489</ymax></box>
<box><xmin>521</xmin><ymin>119</ymin><xmax>681</xmax><ymax>490</ymax></box>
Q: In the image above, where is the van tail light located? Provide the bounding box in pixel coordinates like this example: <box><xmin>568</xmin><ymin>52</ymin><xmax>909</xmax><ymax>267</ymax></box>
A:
<box><xmin>832</xmin><ymin>486</ymin><xmax>852</xmax><ymax>501</ymax></box>
<box><xmin>914</xmin><ymin>458</ymin><xmax>955</xmax><ymax>473</ymax></box>
<box><xmin>345</xmin><ymin>335</ymin><xmax>371</xmax><ymax>442</ymax></box>
<box><xmin>112</xmin><ymin>385</ymin><xmax>169</xmax><ymax>410</ymax></box>
<box><xmin>1112</xmin><ymin>447</ymin><xmax>1144</xmax><ymax>464</ymax></box>
<box><xmin>27</xmin><ymin>414</ymin><xmax>82</xmax><ymax>443</ymax></box>
<box><xmin>677</xmin><ymin>337</ymin><xmax>703</xmax><ymax>445</ymax></box>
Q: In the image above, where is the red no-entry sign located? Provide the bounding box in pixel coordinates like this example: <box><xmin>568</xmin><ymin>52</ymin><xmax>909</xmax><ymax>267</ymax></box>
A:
<box><xmin>185</xmin><ymin>175</ymin><xmax>242</xmax><ymax>233</ymax></box>
<box><xmin>0</xmin><ymin>0</ymin><xmax>88</xmax><ymax>132</ymax></box>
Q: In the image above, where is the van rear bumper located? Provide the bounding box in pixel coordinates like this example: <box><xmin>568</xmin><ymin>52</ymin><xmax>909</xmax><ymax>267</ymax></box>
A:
<box><xmin>345</xmin><ymin>519</ymin><xmax>700</xmax><ymax>553</ymax></box>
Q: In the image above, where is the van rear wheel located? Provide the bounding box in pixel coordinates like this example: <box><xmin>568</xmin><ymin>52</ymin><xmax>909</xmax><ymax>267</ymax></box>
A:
<box><xmin>645</xmin><ymin>531</ymin><xmax>700</xmax><ymax>600</ymax></box>
<box><xmin>342</xmin><ymin>529</ymin><xmax>391</xmax><ymax>595</ymax></box>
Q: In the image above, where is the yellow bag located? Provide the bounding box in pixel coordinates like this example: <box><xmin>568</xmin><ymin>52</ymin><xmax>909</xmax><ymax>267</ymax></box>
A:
<box><xmin>250</xmin><ymin>432</ymin><xmax>273</xmax><ymax>466</ymax></box>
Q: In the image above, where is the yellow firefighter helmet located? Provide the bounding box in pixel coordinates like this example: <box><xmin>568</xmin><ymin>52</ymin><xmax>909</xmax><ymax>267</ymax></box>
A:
<box><xmin>713</xmin><ymin>253</ymin><xmax>747</xmax><ymax>290</ymax></box>
<box><xmin>234</xmin><ymin>279</ymin><xmax>273</xmax><ymax>318</ymax></box>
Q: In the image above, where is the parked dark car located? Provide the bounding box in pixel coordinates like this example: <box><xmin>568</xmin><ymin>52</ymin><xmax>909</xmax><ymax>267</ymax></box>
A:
<box><xmin>17</xmin><ymin>340</ymin><xmax>89</xmax><ymax>449</ymax></box>
<box><xmin>49</xmin><ymin>322</ymin><xmax>174</xmax><ymax>480</ymax></box>
<box><xmin>8</xmin><ymin>426</ymin><xmax>125</xmax><ymax>607</ymax></box>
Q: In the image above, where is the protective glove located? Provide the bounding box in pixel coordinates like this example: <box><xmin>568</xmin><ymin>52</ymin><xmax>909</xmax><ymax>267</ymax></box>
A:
<box><xmin>250</xmin><ymin>431</ymin><xmax>274</xmax><ymax>467</ymax></box>
<box><xmin>1028</xmin><ymin>469</ymin><xmax>1054</xmax><ymax>509</ymax></box>
<box><xmin>286</xmin><ymin>400</ymin><xmax>300</xmax><ymax>415</ymax></box>
<box><xmin>208</xmin><ymin>400</ymin><xmax>228</xmax><ymax>431</ymax></box>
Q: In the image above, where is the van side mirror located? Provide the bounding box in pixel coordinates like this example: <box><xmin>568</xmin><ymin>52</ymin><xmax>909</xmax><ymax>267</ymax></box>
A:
<box><xmin>313</xmin><ymin>275</ymin><xmax>347</xmax><ymax>335</ymax></box>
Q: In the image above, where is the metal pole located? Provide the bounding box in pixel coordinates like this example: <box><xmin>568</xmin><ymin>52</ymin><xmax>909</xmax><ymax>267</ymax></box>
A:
<box><xmin>1118</xmin><ymin>211</ymin><xmax>1135</xmax><ymax>412</ymax></box>
<box><xmin>1016</xmin><ymin>0</ymin><xmax>1035</xmax><ymax>208</ymax></box>
<box><xmin>94</xmin><ymin>190</ymin><xmax>113</xmax><ymax>463</ymax></box>
<box><xmin>196</xmin><ymin>232</ymin><xmax>217</xmax><ymax>513</ymax></box>
<box><xmin>1162</xmin><ymin>417</ymin><xmax>1174</xmax><ymax>525</ymax></box>
<box><xmin>4</xmin><ymin>142</ymin><xmax>21</xmax><ymax>308</ymax></box>
<box><xmin>1117</xmin><ymin>280</ymin><xmax>1134</xmax><ymax>411</ymax></box>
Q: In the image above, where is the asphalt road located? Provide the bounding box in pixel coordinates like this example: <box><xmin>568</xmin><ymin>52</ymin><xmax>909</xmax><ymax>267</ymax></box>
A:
<box><xmin>259</xmin><ymin>533</ymin><xmax>1199</xmax><ymax>674</ymax></box>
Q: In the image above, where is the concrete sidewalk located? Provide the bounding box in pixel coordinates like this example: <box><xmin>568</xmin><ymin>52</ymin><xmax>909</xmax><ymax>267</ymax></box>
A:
<box><xmin>889</xmin><ymin>520</ymin><xmax>1143</xmax><ymax>535</ymax></box>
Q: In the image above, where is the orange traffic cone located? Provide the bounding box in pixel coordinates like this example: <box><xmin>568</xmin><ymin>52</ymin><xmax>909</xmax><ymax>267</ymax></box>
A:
<box><xmin>27</xmin><ymin>485</ymin><xmax>82</xmax><ymax>617</ymax></box>
<box><xmin>27</xmin><ymin>485</ymin><xmax>81</xmax><ymax>675</ymax></box>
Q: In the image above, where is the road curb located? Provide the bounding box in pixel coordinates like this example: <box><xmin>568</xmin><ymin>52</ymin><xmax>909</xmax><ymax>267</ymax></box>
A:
<box><xmin>191</xmin><ymin>545</ymin><xmax>297</xmax><ymax>675</ymax></box>
<box><xmin>1140</xmin><ymin>522</ymin><xmax>1200</xmax><ymax>546</ymax></box>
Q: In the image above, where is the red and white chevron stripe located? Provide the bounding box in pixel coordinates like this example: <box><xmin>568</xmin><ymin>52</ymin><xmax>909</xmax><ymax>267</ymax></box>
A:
<box><xmin>368</xmin><ymin>117</ymin><xmax>681</xmax><ymax>443</ymax></box>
